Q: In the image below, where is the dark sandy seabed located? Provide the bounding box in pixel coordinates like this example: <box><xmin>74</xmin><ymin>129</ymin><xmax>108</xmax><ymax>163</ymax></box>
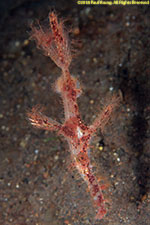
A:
<box><xmin>0</xmin><ymin>1</ymin><xmax>150</xmax><ymax>224</ymax></box>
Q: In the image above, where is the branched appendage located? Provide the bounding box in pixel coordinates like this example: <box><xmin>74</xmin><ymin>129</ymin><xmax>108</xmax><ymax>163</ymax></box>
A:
<box><xmin>27</xmin><ymin>105</ymin><xmax>61</xmax><ymax>132</ymax></box>
<box><xmin>89</xmin><ymin>95</ymin><xmax>120</xmax><ymax>133</ymax></box>
<box><xmin>28</xmin><ymin>11</ymin><xmax>120</xmax><ymax>220</ymax></box>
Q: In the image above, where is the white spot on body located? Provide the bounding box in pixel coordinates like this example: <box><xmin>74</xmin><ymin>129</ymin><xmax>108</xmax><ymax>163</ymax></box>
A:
<box><xmin>94</xmin><ymin>196</ymin><xmax>98</xmax><ymax>201</ymax></box>
<box><xmin>77</xmin><ymin>126</ymin><xmax>83</xmax><ymax>138</ymax></box>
